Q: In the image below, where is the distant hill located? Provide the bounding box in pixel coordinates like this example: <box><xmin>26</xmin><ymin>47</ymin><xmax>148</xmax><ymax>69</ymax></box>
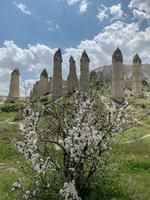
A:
<box><xmin>90</xmin><ymin>64</ymin><xmax>150</xmax><ymax>83</ymax></box>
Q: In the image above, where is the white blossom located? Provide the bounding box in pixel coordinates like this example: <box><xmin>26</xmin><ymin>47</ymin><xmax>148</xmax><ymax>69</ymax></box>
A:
<box><xmin>60</xmin><ymin>180</ymin><xmax>81</xmax><ymax>200</ymax></box>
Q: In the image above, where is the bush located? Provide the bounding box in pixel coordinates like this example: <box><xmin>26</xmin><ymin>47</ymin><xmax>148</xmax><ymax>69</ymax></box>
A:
<box><xmin>13</xmin><ymin>112</ymin><xmax>23</xmax><ymax>121</ymax></box>
<box><xmin>1</xmin><ymin>101</ymin><xmax>24</xmax><ymax>112</ymax></box>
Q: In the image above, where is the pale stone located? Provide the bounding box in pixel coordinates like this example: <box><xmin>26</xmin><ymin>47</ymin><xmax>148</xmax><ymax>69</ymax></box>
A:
<box><xmin>39</xmin><ymin>69</ymin><xmax>49</xmax><ymax>96</ymax></box>
<box><xmin>52</xmin><ymin>49</ymin><xmax>63</xmax><ymax>99</ymax></box>
<box><xmin>124</xmin><ymin>76</ymin><xmax>132</xmax><ymax>90</ymax></box>
<box><xmin>79</xmin><ymin>50</ymin><xmax>90</xmax><ymax>91</ymax></box>
<box><xmin>67</xmin><ymin>56</ymin><xmax>78</xmax><ymax>93</ymax></box>
<box><xmin>132</xmin><ymin>54</ymin><xmax>143</xmax><ymax>98</ymax></box>
<box><xmin>48</xmin><ymin>76</ymin><xmax>53</xmax><ymax>93</ymax></box>
<box><xmin>32</xmin><ymin>69</ymin><xmax>49</xmax><ymax>97</ymax></box>
<box><xmin>7</xmin><ymin>68</ymin><xmax>20</xmax><ymax>101</ymax></box>
<box><xmin>112</xmin><ymin>48</ymin><xmax>124</xmax><ymax>103</ymax></box>
<box><xmin>90</xmin><ymin>70</ymin><xmax>98</xmax><ymax>82</ymax></box>
<box><xmin>32</xmin><ymin>81</ymin><xmax>40</xmax><ymax>97</ymax></box>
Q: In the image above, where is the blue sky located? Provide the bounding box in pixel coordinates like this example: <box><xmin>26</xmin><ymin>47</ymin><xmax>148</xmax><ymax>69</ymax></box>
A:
<box><xmin>0</xmin><ymin>0</ymin><xmax>131</xmax><ymax>48</ymax></box>
<box><xmin>0</xmin><ymin>0</ymin><xmax>150</xmax><ymax>95</ymax></box>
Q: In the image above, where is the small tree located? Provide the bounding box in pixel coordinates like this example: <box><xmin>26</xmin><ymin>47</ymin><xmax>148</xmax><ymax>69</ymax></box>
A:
<box><xmin>11</xmin><ymin>92</ymin><xmax>130</xmax><ymax>200</ymax></box>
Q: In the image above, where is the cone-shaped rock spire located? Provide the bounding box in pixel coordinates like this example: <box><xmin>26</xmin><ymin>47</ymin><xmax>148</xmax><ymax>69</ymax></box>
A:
<box><xmin>54</xmin><ymin>48</ymin><xmax>62</xmax><ymax>62</ymax></box>
<box><xmin>112</xmin><ymin>47</ymin><xmax>123</xmax><ymax>63</ymax></box>
<box><xmin>133</xmin><ymin>54</ymin><xmax>142</xmax><ymax>64</ymax></box>
<box><xmin>40</xmin><ymin>68</ymin><xmax>48</xmax><ymax>78</ymax></box>
<box><xmin>48</xmin><ymin>76</ymin><xmax>53</xmax><ymax>93</ymax></box>
<box><xmin>32</xmin><ymin>81</ymin><xmax>40</xmax><ymax>97</ymax></box>
<box><xmin>52</xmin><ymin>48</ymin><xmax>63</xmax><ymax>99</ymax></box>
<box><xmin>112</xmin><ymin>48</ymin><xmax>124</xmax><ymax>104</ymax></box>
<box><xmin>80</xmin><ymin>50</ymin><xmax>90</xmax><ymax>62</ymax></box>
<box><xmin>12</xmin><ymin>68</ymin><xmax>20</xmax><ymax>75</ymax></box>
<box><xmin>79</xmin><ymin>50</ymin><xmax>90</xmax><ymax>91</ymax></box>
<box><xmin>69</xmin><ymin>56</ymin><xmax>76</xmax><ymax>63</ymax></box>
<box><xmin>7</xmin><ymin>68</ymin><xmax>20</xmax><ymax>101</ymax></box>
<box><xmin>132</xmin><ymin>54</ymin><xmax>143</xmax><ymax>98</ymax></box>
<box><xmin>32</xmin><ymin>69</ymin><xmax>49</xmax><ymax>97</ymax></box>
<box><xmin>67</xmin><ymin>56</ymin><xmax>78</xmax><ymax>93</ymax></box>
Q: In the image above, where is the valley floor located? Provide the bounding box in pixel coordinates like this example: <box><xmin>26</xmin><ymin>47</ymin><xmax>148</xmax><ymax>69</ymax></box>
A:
<box><xmin>0</xmin><ymin>96</ymin><xmax>150</xmax><ymax>200</ymax></box>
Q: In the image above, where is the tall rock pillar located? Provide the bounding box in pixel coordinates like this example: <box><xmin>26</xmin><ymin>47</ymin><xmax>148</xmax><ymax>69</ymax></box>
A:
<box><xmin>112</xmin><ymin>48</ymin><xmax>124</xmax><ymax>104</ymax></box>
<box><xmin>7</xmin><ymin>68</ymin><xmax>20</xmax><ymax>100</ymax></box>
<box><xmin>39</xmin><ymin>69</ymin><xmax>49</xmax><ymax>96</ymax></box>
<box><xmin>52</xmin><ymin>49</ymin><xmax>63</xmax><ymax>99</ymax></box>
<box><xmin>132</xmin><ymin>54</ymin><xmax>143</xmax><ymax>98</ymax></box>
<box><xmin>79</xmin><ymin>50</ymin><xmax>90</xmax><ymax>91</ymax></box>
<box><xmin>48</xmin><ymin>76</ymin><xmax>53</xmax><ymax>93</ymax></box>
<box><xmin>67</xmin><ymin>56</ymin><xmax>78</xmax><ymax>93</ymax></box>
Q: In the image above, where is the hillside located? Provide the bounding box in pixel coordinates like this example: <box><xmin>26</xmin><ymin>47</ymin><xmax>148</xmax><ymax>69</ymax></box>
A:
<box><xmin>91</xmin><ymin>64</ymin><xmax>150</xmax><ymax>83</ymax></box>
<box><xmin>0</xmin><ymin>84</ymin><xmax>150</xmax><ymax>199</ymax></box>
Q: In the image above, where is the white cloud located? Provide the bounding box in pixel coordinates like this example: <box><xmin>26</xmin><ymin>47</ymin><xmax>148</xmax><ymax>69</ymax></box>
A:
<box><xmin>67</xmin><ymin>0</ymin><xmax>81</xmax><ymax>6</ymax></box>
<box><xmin>67</xmin><ymin>0</ymin><xmax>90</xmax><ymax>13</ymax></box>
<box><xmin>110</xmin><ymin>3</ymin><xmax>123</xmax><ymax>20</ymax></box>
<box><xmin>132</xmin><ymin>9</ymin><xmax>147</xmax><ymax>22</ymax></box>
<box><xmin>1</xmin><ymin>20</ymin><xmax>150</xmax><ymax>96</ymax></box>
<box><xmin>79</xmin><ymin>0</ymin><xmax>89</xmax><ymax>13</ymax></box>
<box><xmin>13</xmin><ymin>1</ymin><xmax>31</xmax><ymax>15</ymax></box>
<box><xmin>47</xmin><ymin>20</ymin><xmax>60</xmax><ymax>32</ymax></box>
<box><xmin>97</xmin><ymin>4</ymin><xmax>109</xmax><ymax>21</ymax></box>
<box><xmin>0</xmin><ymin>41</ymin><xmax>57</xmax><ymax>96</ymax></box>
<box><xmin>129</xmin><ymin>0</ymin><xmax>150</xmax><ymax>21</ymax></box>
<box><xmin>97</xmin><ymin>3</ymin><xmax>123</xmax><ymax>22</ymax></box>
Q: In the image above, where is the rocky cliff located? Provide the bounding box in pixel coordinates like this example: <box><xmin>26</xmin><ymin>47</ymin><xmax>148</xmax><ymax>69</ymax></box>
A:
<box><xmin>90</xmin><ymin>64</ymin><xmax>150</xmax><ymax>83</ymax></box>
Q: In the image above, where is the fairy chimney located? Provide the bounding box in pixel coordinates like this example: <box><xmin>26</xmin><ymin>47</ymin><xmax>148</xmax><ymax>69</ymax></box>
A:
<box><xmin>32</xmin><ymin>81</ymin><xmax>40</xmax><ymax>97</ymax></box>
<box><xmin>79</xmin><ymin>50</ymin><xmax>90</xmax><ymax>91</ymax></box>
<box><xmin>7</xmin><ymin>68</ymin><xmax>20</xmax><ymax>100</ymax></box>
<box><xmin>132</xmin><ymin>54</ymin><xmax>143</xmax><ymax>98</ymax></box>
<box><xmin>48</xmin><ymin>76</ymin><xmax>53</xmax><ymax>93</ymax></box>
<box><xmin>112</xmin><ymin>48</ymin><xmax>124</xmax><ymax>104</ymax></box>
<box><xmin>67</xmin><ymin>56</ymin><xmax>78</xmax><ymax>93</ymax></box>
<box><xmin>39</xmin><ymin>69</ymin><xmax>49</xmax><ymax>95</ymax></box>
<box><xmin>52</xmin><ymin>49</ymin><xmax>63</xmax><ymax>99</ymax></box>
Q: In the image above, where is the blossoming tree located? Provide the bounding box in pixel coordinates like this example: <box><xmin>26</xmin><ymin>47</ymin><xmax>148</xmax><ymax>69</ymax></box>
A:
<box><xmin>11</xmin><ymin>92</ymin><xmax>130</xmax><ymax>200</ymax></box>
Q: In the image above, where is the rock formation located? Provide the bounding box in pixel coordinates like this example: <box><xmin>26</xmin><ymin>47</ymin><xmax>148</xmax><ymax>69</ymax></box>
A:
<box><xmin>79</xmin><ymin>50</ymin><xmax>90</xmax><ymax>91</ymax></box>
<box><xmin>7</xmin><ymin>68</ymin><xmax>20</xmax><ymax>101</ymax></box>
<box><xmin>124</xmin><ymin>76</ymin><xmax>132</xmax><ymax>90</ymax></box>
<box><xmin>31</xmin><ymin>81</ymin><xmax>40</xmax><ymax>97</ymax></box>
<box><xmin>112</xmin><ymin>48</ymin><xmax>124</xmax><ymax>103</ymax></box>
<box><xmin>39</xmin><ymin>69</ymin><xmax>49</xmax><ymax>96</ymax></box>
<box><xmin>132</xmin><ymin>54</ymin><xmax>143</xmax><ymax>98</ymax></box>
<box><xmin>52</xmin><ymin>49</ymin><xmax>63</xmax><ymax>99</ymax></box>
<box><xmin>48</xmin><ymin>76</ymin><xmax>53</xmax><ymax>93</ymax></box>
<box><xmin>67</xmin><ymin>56</ymin><xmax>78</xmax><ymax>93</ymax></box>
<box><xmin>31</xmin><ymin>69</ymin><xmax>49</xmax><ymax>97</ymax></box>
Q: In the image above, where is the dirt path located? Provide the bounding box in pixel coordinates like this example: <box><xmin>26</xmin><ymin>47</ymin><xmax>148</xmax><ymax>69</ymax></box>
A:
<box><xmin>0</xmin><ymin>118</ymin><xmax>17</xmax><ymax>125</ymax></box>
<box><xmin>137</xmin><ymin>120</ymin><xmax>150</xmax><ymax>128</ymax></box>
<box><xmin>122</xmin><ymin>133</ymin><xmax>150</xmax><ymax>144</ymax></box>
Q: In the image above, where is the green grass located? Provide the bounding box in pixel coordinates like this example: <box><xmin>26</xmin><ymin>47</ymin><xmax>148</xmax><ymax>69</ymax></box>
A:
<box><xmin>0</xmin><ymin>94</ymin><xmax>150</xmax><ymax>199</ymax></box>
<box><xmin>0</xmin><ymin>112</ymin><xmax>17</xmax><ymax>121</ymax></box>
<box><xmin>119</xmin><ymin>139</ymin><xmax>150</xmax><ymax>200</ymax></box>
<box><xmin>0</xmin><ymin>112</ymin><xmax>25</xmax><ymax>199</ymax></box>
<box><xmin>114</xmin><ymin>97</ymin><xmax>150</xmax><ymax>200</ymax></box>
<box><xmin>116</xmin><ymin>114</ymin><xmax>150</xmax><ymax>143</ymax></box>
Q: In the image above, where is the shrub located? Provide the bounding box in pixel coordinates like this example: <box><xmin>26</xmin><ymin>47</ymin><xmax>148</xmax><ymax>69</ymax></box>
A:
<box><xmin>1</xmin><ymin>101</ymin><xmax>24</xmax><ymax>112</ymax></box>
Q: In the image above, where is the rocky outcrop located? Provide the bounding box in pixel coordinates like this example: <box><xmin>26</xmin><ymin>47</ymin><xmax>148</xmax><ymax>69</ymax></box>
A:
<box><xmin>67</xmin><ymin>56</ymin><xmax>78</xmax><ymax>93</ymax></box>
<box><xmin>112</xmin><ymin>48</ymin><xmax>124</xmax><ymax>104</ymax></box>
<box><xmin>52</xmin><ymin>49</ymin><xmax>63</xmax><ymax>99</ymax></box>
<box><xmin>79</xmin><ymin>50</ymin><xmax>90</xmax><ymax>91</ymax></box>
<box><xmin>32</xmin><ymin>69</ymin><xmax>49</xmax><ymax>97</ymax></box>
<box><xmin>39</xmin><ymin>69</ymin><xmax>49</xmax><ymax>95</ymax></box>
<box><xmin>7</xmin><ymin>68</ymin><xmax>20</xmax><ymax>101</ymax></box>
<box><xmin>91</xmin><ymin>64</ymin><xmax>150</xmax><ymax>83</ymax></box>
<box><xmin>132</xmin><ymin>54</ymin><xmax>143</xmax><ymax>98</ymax></box>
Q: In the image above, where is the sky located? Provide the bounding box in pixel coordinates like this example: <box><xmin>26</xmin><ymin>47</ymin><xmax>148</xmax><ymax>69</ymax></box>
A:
<box><xmin>0</xmin><ymin>0</ymin><xmax>150</xmax><ymax>95</ymax></box>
